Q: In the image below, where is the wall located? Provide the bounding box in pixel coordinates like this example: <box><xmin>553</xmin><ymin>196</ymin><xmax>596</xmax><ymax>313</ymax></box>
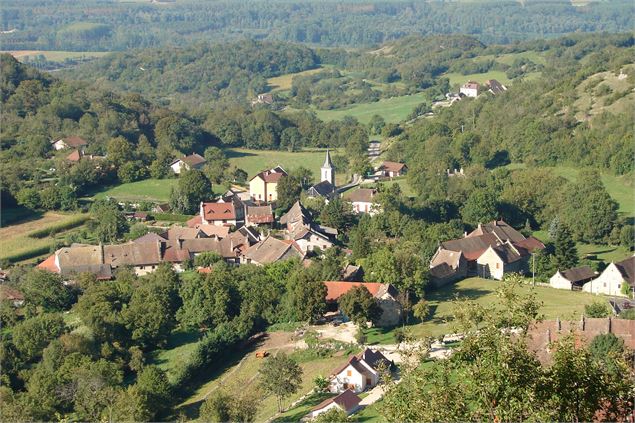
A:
<box><xmin>583</xmin><ymin>263</ymin><xmax>627</xmax><ymax>296</ymax></box>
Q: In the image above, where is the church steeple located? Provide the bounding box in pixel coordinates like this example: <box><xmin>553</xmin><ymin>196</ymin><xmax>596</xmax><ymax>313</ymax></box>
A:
<box><xmin>321</xmin><ymin>149</ymin><xmax>335</xmax><ymax>185</ymax></box>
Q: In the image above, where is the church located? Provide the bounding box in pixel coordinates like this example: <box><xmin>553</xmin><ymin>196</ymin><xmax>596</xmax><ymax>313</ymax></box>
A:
<box><xmin>306</xmin><ymin>149</ymin><xmax>337</xmax><ymax>201</ymax></box>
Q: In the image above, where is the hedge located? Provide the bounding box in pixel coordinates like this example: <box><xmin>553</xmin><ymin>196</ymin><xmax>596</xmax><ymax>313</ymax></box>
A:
<box><xmin>28</xmin><ymin>215</ymin><xmax>91</xmax><ymax>238</ymax></box>
<box><xmin>152</xmin><ymin>213</ymin><xmax>193</xmax><ymax>223</ymax></box>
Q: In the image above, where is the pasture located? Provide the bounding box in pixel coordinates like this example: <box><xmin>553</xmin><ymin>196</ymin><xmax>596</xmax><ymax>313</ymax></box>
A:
<box><xmin>92</xmin><ymin>179</ymin><xmax>179</xmax><ymax>202</ymax></box>
<box><xmin>4</xmin><ymin>50</ymin><xmax>109</xmax><ymax>62</ymax></box>
<box><xmin>267</xmin><ymin>67</ymin><xmax>324</xmax><ymax>92</ymax></box>
<box><xmin>312</xmin><ymin>92</ymin><xmax>428</xmax><ymax>124</ymax></box>
<box><xmin>227</xmin><ymin>148</ymin><xmax>348</xmax><ymax>184</ymax></box>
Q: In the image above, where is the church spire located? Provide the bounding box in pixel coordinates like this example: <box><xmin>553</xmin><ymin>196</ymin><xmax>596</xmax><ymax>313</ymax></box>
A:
<box><xmin>321</xmin><ymin>148</ymin><xmax>335</xmax><ymax>185</ymax></box>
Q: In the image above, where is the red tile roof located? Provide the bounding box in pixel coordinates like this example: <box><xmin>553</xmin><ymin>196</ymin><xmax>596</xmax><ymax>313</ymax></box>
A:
<box><xmin>246</xmin><ymin>205</ymin><xmax>274</xmax><ymax>224</ymax></box>
<box><xmin>37</xmin><ymin>254</ymin><xmax>60</xmax><ymax>273</ymax></box>
<box><xmin>62</xmin><ymin>136</ymin><xmax>88</xmax><ymax>148</ymax></box>
<box><xmin>323</xmin><ymin>281</ymin><xmax>384</xmax><ymax>301</ymax></box>
<box><xmin>380</xmin><ymin>161</ymin><xmax>407</xmax><ymax>173</ymax></box>
<box><xmin>66</xmin><ymin>149</ymin><xmax>81</xmax><ymax>162</ymax></box>
<box><xmin>186</xmin><ymin>215</ymin><xmax>203</xmax><ymax>228</ymax></box>
<box><xmin>202</xmin><ymin>202</ymin><xmax>237</xmax><ymax>221</ymax></box>
<box><xmin>312</xmin><ymin>389</ymin><xmax>361</xmax><ymax>413</ymax></box>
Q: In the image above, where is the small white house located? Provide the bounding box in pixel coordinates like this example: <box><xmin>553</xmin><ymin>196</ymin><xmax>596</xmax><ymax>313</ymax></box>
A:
<box><xmin>345</xmin><ymin>188</ymin><xmax>379</xmax><ymax>215</ymax></box>
<box><xmin>328</xmin><ymin>349</ymin><xmax>390</xmax><ymax>394</ymax></box>
<box><xmin>170</xmin><ymin>153</ymin><xmax>206</xmax><ymax>174</ymax></box>
<box><xmin>460</xmin><ymin>81</ymin><xmax>480</xmax><ymax>98</ymax></box>
<box><xmin>583</xmin><ymin>256</ymin><xmax>634</xmax><ymax>297</ymax></box>
<box><xmin>549</xmin><ymin>266</ymin><xmax>597</xmax><ymax>291</ymax></box>
<box><xmin>309</xmin><ymin>390</ymin><xmax>361</xmax><ymax>419</ymax></box>
<box><xmin>51</xmin><ymin>136</ymin><xmax>88</xmax><ymax>151</ymax></box>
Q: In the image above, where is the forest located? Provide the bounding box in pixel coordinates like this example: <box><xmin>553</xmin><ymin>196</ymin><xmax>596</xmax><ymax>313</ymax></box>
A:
<box><xmin>1</xmin><ymin>0</ymin><xmax>633</xmax><ymax>51</ymax></box>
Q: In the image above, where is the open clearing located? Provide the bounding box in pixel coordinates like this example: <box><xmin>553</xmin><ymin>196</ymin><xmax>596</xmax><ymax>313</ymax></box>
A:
<box><xmin>312</xmin><ymin>92</ymin><xmax>428</xmax><ymax>124</ymax></box>
<box><xmin>3</xmin><ymin>50</ymin><xmax>109</xmax><ymax>62</ymax></box>
<box><xmin>92</xmin><ymin>179</ymin><xmax>179</xmax><ymax>202</ymax></box>
<box><xmin>0</xmin><ymin>211</ymin><xmax>89</xmax><ymax>262</ymax></box>
<box><xmin>227</xmin><ymin>148</ymin><xmax>348</xmax><ymax>184</ymax></box>
<box><xmin>267</xmin><ymin>67</ymin><xmax>324</xmax><ymax>92</ymax></box>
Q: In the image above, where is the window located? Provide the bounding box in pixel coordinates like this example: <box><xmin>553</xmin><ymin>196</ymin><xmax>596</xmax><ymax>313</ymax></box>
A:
<box><xmin>496</xmin><ymin>263</ymin><xmax>500</xmax><ymax>270</ymax></box>
<box><xmin>366</xmin><ymin>378</ymin><xmax>371</xmax><ymax>386</ymax></box>
<box><xmin>346</xmin><ymin>370</ymin><xmax>352</xmax><ymax>377</ymax></box>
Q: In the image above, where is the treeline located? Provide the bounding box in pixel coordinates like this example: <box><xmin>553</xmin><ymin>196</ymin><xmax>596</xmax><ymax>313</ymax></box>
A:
<box><xmin>1</xmin><ymin>0</ymin><xmax>633</xmax><ymax>51</ymax></box>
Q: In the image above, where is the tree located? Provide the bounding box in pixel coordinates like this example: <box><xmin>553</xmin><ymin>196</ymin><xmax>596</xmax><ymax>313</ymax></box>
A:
<box><xmin>12</xmin><ymin>313</ymin><xmax>66</xmax><ymax>362</ymax></box>
<box><xmin>200</xmin><ymin>390</ymin><xmax>231</xmax><ymax>422</ymax></box>
<box><xmin>589</xmin><ymin>333</ymin><xmax>625</xmax><ymax>376</ymax></box>
<box><xmin>338</xmin><ymin>285</ymin><xmax>381</xmax><ymax>328</ymax></box>
<box><xmin>460</xmin><ymin>189</ymin><xmax>498</xmax><ymax>226</ymax></box>
<box><xmin>290</xmin><ymin>166</ymin><xmax>314</xmax><ymax>190</ymax></box>
<box><xmin>552</xmin><ymin>225</ymin><xmax>578</xmax><ymax>270</ymax></box>
<box><xmin>194</xmin><ymin>251</ymin><xmax>223</xmax><ymax>268</ymax></box>
<box><xmin>16</xmin><ymin>188</ymin><xmax>40</xmax><ymax>210</ymax></box>
<box><xmin>169</xmin><ymin>169</ymin><xmax>212</xmax><ymax>214</ymax></box>
<box><xmin>117</xmin><ymin>161</ymin><xmax>148</xmax><ymax>183</ymax></box>
<box><xmin>108</xmin><ymin>386</ymin><xmax>152</xmax><ymax>422</ymax></box>
<box><xmin>135</xmin><ymin>365</ymin><xmax>171</xmax><ymax>418</ymax></box>
<box><xmin>314</xmin><ymin>407</ymin><xmax>349</xmax><ymax>423</ymax></box>
<box><xmin>584</xmin><ymin>301</ymin><xmax>610</xmax><ymax>318</ymax></box>
<box><xmin>276</xmin><ymin>175</ymin><xmax>302</xmax><ymax>212</ymax></box>
<box><xmin>620</xmin><ymin>225</ymin><xmax>634</xmax><ymax>250</ymax></box>
<box><xmin>285</xmin><ymin>268</ymin><xmax>327</xmax><ymax>323</ymax></box>
<box><xmin>259</xmin><ymin>353</ymin><xmax>303</xmax><ymax>412</ymax></box>
<box><xmin>200</xmin><ymin>386</ymin><xmax>261</xmax><ymax>423</ymax></box>
<box><xmin>412</xmin><ymin>299</ymin><xmax>430</xmax><ymax>321</ymax></box>
<box><xmin>20</xmin><ymin>269</ymin><xmax>73</xmax><ymax>311</ymax></box>
<box><xmin>90</xmin><ymin>199</ymin><xmax>128</xmax><ymax>242</ymax></box>
<box><xmin>203</xmin><ymin>147</ymin><xmax>229</xmax><ymax>184</ymax></box>
<box><xmin>320</xmin><ymin>198</ymin><xmax>354</xmax><ymax>232</ymax></box>
<box><xmin>313</xmin><ymin>375</ymin><xmax>330</xmax><ymax>392</ymax></box>
<box><xmin>107</xmin><ymin>136</ymin><xmax>133</xmax><ymax>167</ymax></box>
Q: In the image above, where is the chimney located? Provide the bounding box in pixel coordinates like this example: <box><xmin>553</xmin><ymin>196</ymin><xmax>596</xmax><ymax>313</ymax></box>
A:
<box><xmin>178</xmin><ymin>238</ymin><xmax>184</xmax><ymax>249</ymax></box>
<box><xmin>580</xmin><ymin>315</ymin><xmax>585</xmax><ymax>331</ymax></box>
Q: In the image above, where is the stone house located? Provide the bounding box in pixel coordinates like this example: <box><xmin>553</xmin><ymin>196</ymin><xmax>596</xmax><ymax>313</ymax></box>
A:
<box><xmin>323</xmin><ymin>281</ymin><xmax>401</xmax><ymax>327</ymax></box>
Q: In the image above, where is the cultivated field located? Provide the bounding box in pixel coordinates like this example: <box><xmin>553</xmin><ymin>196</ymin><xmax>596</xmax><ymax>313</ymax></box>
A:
<box><xmin>3</xmin><ymin>50</ymin><xmax>109</xmax><ymax>62</ymax></box>
<box><xmin>267</xmin><ymin>67</ymin><xmax>324</xmax><ymax>92</ymax></box>
<box><xmin>0</xmin><ymin>211</ymin><xmax>90</xmax><ymax>263</ymax></box>
<box><xmin>312</xmin><ymin>92</ymin><xmax>428</xmax><ymax>124</ymax></box>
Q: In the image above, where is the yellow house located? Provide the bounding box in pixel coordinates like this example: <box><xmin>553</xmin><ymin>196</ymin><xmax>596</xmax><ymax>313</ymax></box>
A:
<box><xmin>249</xmin><ymin>166</ymin><xmax>287</xmax><ymax>203</ymax></box>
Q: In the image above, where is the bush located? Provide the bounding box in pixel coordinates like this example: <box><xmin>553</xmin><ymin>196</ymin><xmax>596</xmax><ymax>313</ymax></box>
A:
<box><xmin>584</xmin><ymin>301</ymin><xmax>610</xmax><ymax>318</ymax></box>
<box><xmin>355</xmin><ymin>327</ymin><xmax>367</xmax><ymax>344</ymax></box>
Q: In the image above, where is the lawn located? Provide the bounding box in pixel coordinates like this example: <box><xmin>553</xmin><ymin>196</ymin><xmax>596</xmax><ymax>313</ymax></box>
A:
<box><xmin>0</xmin><ymin>211</ymin><xmax>90</xmax><ymax>263</ymax></box>
<box><xmin>227</xmin><ymin>148</ymin><xmax>348</xmax><ymax>185</ymax></box>
<box><xmin>91</xmin><ymin>179</ymin><xmax>179</xmax><ymax>202</ymax></box>
<box><xmin>311</xmin><ymin>93</ymin><xmax>429</xmax><ymax>124</ymax></box>
<box><xmin>149</xmin><ymin>329</ymin><xmax>203</xmax><ymax>384</ymax></box>
<box><xmin>387</xmin><ymin>277</ymin><xmax>602</xmax><ymax>341</ymax></box>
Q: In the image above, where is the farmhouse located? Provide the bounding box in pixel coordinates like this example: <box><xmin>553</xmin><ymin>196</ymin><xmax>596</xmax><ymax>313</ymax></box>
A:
<box><xmin>245</xmin><ymin>204</ymin><xmax>274</xmax><ymax>226</ymax></box>
<box><xmin>170</xmin><ymin>153</ymin><xmax>206</xmax><ymax>174</ymax></box>
<box><xmin>51</xmin><ymin>136</ymin><xmax>88</xmax><ymax>151</ymax></box>
<box><xmin>251</xmin><ymin>93</ymin><xmax>273</xmax><ymax>106</ymax></box>
<box><xmin>549</xmin><ymin>266</ymin><xmax>597</xmax><ymax>291</ymax></box>
<box><xmin>583</xmin><ymin>255</ymin><xmax>635</xmax><ymax>297</ymax></box>
<box><xmin>485</xmin><ymin>79</ymin><xmax>507</xmax><ymax>95</ymax></box>
<box><xmin>249</xmin><ymin>166</ymin><xmax>287</xmax><ymax>203</ymax></box>
<box><xmin>345</xmin><ymin>188</ymin><xmax>379</xmax><ymax>215</ymax></box>
<box><xmin>329</xmin><ymin>348</ymin><xmax>391</xmax><ymax>393</ymax></box>
<box><xmin>323</xmin><ymin>281</ymin><xmax>401</xmax><ymax>327</ymax></box>
<box><xmin>280</xmin><ymin>201</ymin><xmax>337</xmax><ymax>252</ymax></box>
<box><xmin>199</xmin><ymin>200</ymin><xmax>243</xmax><ymax>226</ymax></box>
<box><xmin>460</xmin><ymin>81</ymin><xmax>479</xmax><ymax>98</ymax></box>
<box><xmin>430</xmin><ymin>220</ymin><xmax>544</xmax><ymax>283</ymax></box>
<box><xmin>309</xmin><ymin>390</ymin><xmax>361</xmax><ymax>419</ymax></box>
<box><xmin>306</xmin><ymin>180</ymin><xmax>337</xmax><ymax>201</ymax></box>
<box><xmin>377</xmin><ymin>161</ymin><xmax>408</xmax><ymax>178</ymax></box>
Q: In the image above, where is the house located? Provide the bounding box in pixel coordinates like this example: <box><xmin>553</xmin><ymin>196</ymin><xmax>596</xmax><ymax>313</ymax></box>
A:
<box><xmin>329</xmin><ymin>348</ymin><xmax>390</xmax><ymax>393</ymax></box>
<box><xmin>249</xmin><ymin>166</ymin><xmax>287</xmax><ymax>203</ymax></box>
<box><xmin>245</xmin><ymin>204</ymin><xmax>274</xmax><ymax>226</ymax></box>
<box><xmin>153</xmin><ymin>203</ymin><xmax>171</xmax><ymax>213</ymax></box>
<box><xmin>549</xmin><ymin>266</ymin><xmax>597</xmax><ymax>291</ymax></box>
<box><xmin>51</xmin><ymin>136</ymin><xmax>88</xmax><ymax>151</ymax></box>
<box><xmin>170</xmin><ymin>153</ymin><xmax>206</xmax><ymax>174</ymax></box>
<box><xmin>199</xmin><ymin>201</ymin><xmax>242</xmax><ymax>226</ymax></box>
<box><xmin>344</xmin><ymin>188</ymin><xmax>379</xmax><ymax>215</ymax></box>
<box><xmin>309</xmin><ymin>390</ymin><xmax>361</xmax><ymax>419</ymax></box>
<box><xmin>280</xmin><ymin>201</ymin><xmax>337</xmax><ymax>253</ymax></box>
<box><xmin>306</xmin><ymin>180</ymin><xmax>337</xmax><ymax>201</ymax></box>
<box><xmin>377</xmin><ymin>161</ymin><xmax>408</xmax><ymax>178</ymax></box>
<box><xmin>323</xmin><ymin>281</ymin><xmax>401</xmax><ymax>327</ymax></box>
<box><xmin>485</xmin><ymin>79</ymin><xmax>507</xmax><ymax>95</ymax></box>
<box><xmin>430</xmin><ymin>249</ymin><xmax>467</xmax><ymax>287</ymax></box>
<box><xmin>251</xmin><ymin>93</ymin><xmax>274</xmax><ymax>106</ymax></box>
<box><xmin>241</xmin><ymin>236</ymin><xmax>304</xmax><ymax>265</ymax></box>
<box><xmin>459</xmin><ymin>81</ymin><xmax>479</xmax><ymax>98</ymax></box>
<box><xmin>583</xmin><ymin>255</ymin><xmax>635</xmax><ymax>297</ymax></box>
<box><xmin>0</xmin><ymin>285</ymin><xmax>24</xmax><ymax>307</ymax></box>
<box><xmin>66</xmin><ymin>149</ymin><xmax>82</xmax><ymax>163</ymax></box>
<box><xmin>431</xmin><ymin>220</ymin><xmax>544</xmax><ymax>282</ymax></box>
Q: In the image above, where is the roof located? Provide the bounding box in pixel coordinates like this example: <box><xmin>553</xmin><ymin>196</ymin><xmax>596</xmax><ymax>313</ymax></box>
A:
<box><xmin>133</xmin><ymin>232</ymin><xmax>167</xmax><ymax>244</ymax></box>
<box><xmin>490</xmin><ymin>242</ymin><xmax>523</xmax><ymax>264</ymax></box>
<box><xmin>312</xmin><ymin>390</ymin><xmax>361</xmax><ymax>413</ymax></box>
<box><xmin>323</xmin><ymin>281</ymin><xmax>398</xmax><ymax>301</ymax></box>
<box><xmin>330</xmin><ymin>356</ymin><xmax>373</xmax><ymax>378</ymax></box>
<box><xmin>322</xmin><ymin>149</ymin><xmax>334</xmax><ymax>169</ymax></box>
<box><xmin>162</xmin><ymin>245</ymin><xmax>191</xmax><ymax>263</ymax></box>
<box><xmin>467</xmin><ymin>220</ymin><xmax>526</xmax><ymax>244</ymax></box>
<box><xmin>197</xmin><ymin>224</ymin><xmax>231</xmax><ymax>238</ymax></box>
<box><xmin>0</xmin><ymin>285</ymin><xmax>24</xmax><ymax>302</ymax></box>
<box><xmin>59</xmin><ymin>136</ymin><xmax>88</xmax><ymax>148</ymax></box>
<box><xmin>485</xmin><ymin>79</ymin><xmax>506</xmax><ymax>94</ymax></box>
<box><xmin>243</xmin><ymin>236</ymin><xmax>304</xmax><ymax>264</ymax></box>
<box><xmin>380</xmin><ymin>161</ymin><xmax>407</xmax><ymax>173</ymax></box>
<box><xmin>202</xmin><ymin>202</ymin><xmax>237</xmax><ymax>221</ymax></box>
<box><xmin>154</xmin><ymin>203</ymin><xmax>170</xmax><ymax>212</ymax></box>
<box><xmin>441</xmin><ymin>233</ymin><xmax>499</xmax><ymax>261</ymax></box>
<box><xmin>357</xmin><ymin>348</ymin><xmax>390</xmax><ymax>370</ymax></box>
<box><xmin>165</xmin><ymin>227</ymin><xmax>205</xmax><ymax>241</ymax></box>
<box><xmin>560</xmin><ymin>266</ymin><xmax>597</xmax><ymax>284</ymax></box>
<box><xmin>246</xmin><ymin>205</ymin><xmax>274</xmax><ymax>224</ymax></box>
<box><xmin>462</xmin><ymin>81</ymin><xmax>479</xmax><ymax>89</ymax></box>
<box><xmin>345</xmin><ymin>188</ymin><xmax>377</xmax><ymax>204</ymax></box>
<box><xmin>103</xmin><ymin>242</ymin><xmax>162</xmax><ymax>267</ymax></box>
<box><xmin>66</xmin><ymin>149</ymin><xmax>81</xmax><ymax>162</ymax></box>
<box><xmin>430</xmin><ymin>249</ymin><xmax>463</xmax><ymax>269</ymax></box>
<box><xmin>614</xmin><ymin>256</ymin><xmax>635</xmax><ymax>286</ymax></box>
<box><xmin>514</xmin><ymin>236</ymin><xmax>545</xmax><ymax>253</ymax></box>
<box><xmin>186</xmin><ymin>215</ymin><xmax>203</xmax><ymax>228</ymax></box>
<box><xmin>37</xmin><ymin>254</ymin><xmax>60</xmax><ymax>273</ymax></box>
<box><xmin>56</xmin><ymin>245</ymin><xmax>104</xmax><ymax>269</ymax></box>
<box><xmin>307</xmin><ymin>180</ymin><xmax>336</xmax><ymax>197</ymax></box>
<box><xmin>341</xmin><ymin>264</ymin><xmax>362</xmax><ymax>281</ymax></box>
<box><xmin>235</xmin><ymin>226</ymin><xmax>260</xmax><ymax>244</ymax></box>
<box><xmin>172</xmin><ymin>153</ymin><xmax>206</xmax><ymax>168</ymax></box>
<box><xmin>250</xmin><ymin>166</ymin><xmax>287</xmax><ymax>183</ymax></box>
<box><xmin>280</xmin><ymin>201</ymin><xmax>310</xmax><ymax>227</ymax></box>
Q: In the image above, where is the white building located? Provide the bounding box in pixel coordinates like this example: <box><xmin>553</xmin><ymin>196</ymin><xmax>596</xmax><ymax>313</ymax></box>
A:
<box><xmin>309</xmin><ymin>390</ymin><xmax>361</xmax><ymax>419</ymax></box>
<box><xmin>344</xmin><ymin>188</ymin><xmax>379</xmax><ymax>215</ymax></box>
<box><xmin>329</xmin><ymin>349</ymin><xmax>390</xmax><ymax>393</ymax></box>
<box><xmin>549</xmin><ymin>266</ymin><xmax>597</xmax><ymax>291</ymax></box>
<box><xmin>170</xmin><ymin>153</ymin><xmax>206</xmax><ymax>174</ymax></box>
<box><xmin>460</xmin><ymin>81</ymin><xmax>480</xmax><ymax>98</ymax></box>
<box><xmin>583</xmin><ymin>256</ymin><xmax>634</xmax><ymax>297</ymax></box>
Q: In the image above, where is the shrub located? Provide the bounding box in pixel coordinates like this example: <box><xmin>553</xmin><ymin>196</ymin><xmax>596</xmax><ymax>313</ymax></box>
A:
<box><xmin>584</xmin><ymin>301</ymin><xmax>610</xmax><ymax>318</ymax></box>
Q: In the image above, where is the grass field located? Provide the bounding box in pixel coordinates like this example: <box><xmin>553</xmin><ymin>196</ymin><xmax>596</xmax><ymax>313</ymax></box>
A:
<box><xmin>382</xmin><ymin>277</ymin><xmax>601</xmax><ymax>341</ymax></box>
<box><xmin>0</xmin><ymin>211</ymin><xmax>89</xmax><ymax>263</ymax></box>
<box><xmin>227</xmin><ymin>148</ymin><xmax>348</xmax><ymax>184</ymax></box>
<box><xmin>92</xmin><ymin>179</ymin><xmax>179</xmax><ymax>202</ymax></box>
<box><xmin>150</xmin><ymin>330</ymin><xmax>202</xmax><ymax>383</ymax></box>
<box><xmin>267</xmin><ymin>67</ymin><xmax>324</xmax><ymax>92</ymax></box>
<box><xmin>311</xmin><ymin>92</ymin><xmax>428</xmax><ymax>124</ymax></box>
<box><xmin>4</xmin><ymin>50</ymin><xmax>109</xmax><ymax>62</ymax></box>
<box><xmin>477</xmin><ymin>51</ymin><xmax>547</xmax><ymax>67</ymax></box>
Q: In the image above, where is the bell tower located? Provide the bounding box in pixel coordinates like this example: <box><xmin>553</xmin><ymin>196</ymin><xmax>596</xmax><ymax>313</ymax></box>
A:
<box><xmin>321</xmin><ymin>149</ymin><xmax>335</xmax><ymax>185</ymax></box>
